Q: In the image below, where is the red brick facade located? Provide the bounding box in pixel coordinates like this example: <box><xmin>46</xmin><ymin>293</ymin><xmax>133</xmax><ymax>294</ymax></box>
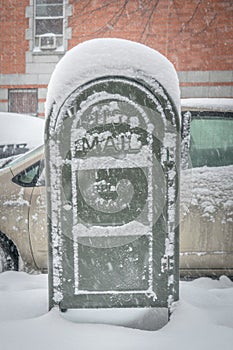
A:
<box><xmin>1</xmin><ymin>0</ymin><xmax>232</xmax><ymax>75</ymax></box>
<box><xmin>69</xmin><ymin>0</ymin><xmax>233</xmax><ymax>72</ymax></box>
<box><xmin>0</xmin><ymin>0</ymin><xmax>232</xmax><ymax>116</ymax></box>
<box><xmin>1</xmin><ymin>0</ymin><xmax>29</xmax><ymax>74</ymax></box>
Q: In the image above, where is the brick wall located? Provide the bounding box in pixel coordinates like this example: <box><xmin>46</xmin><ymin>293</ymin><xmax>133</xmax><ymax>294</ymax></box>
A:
<box><xmin>0</xmin><ymin>0</ymin><xmax>232</xmax><ymax>115</ymax></box>
<box><xmin>69</xmin><ymin>0</ymin><xmax>233</xmax><ymax>72</ymax></box>
<box><xmin>1</xmin><ymin>0</ymin><xmax>232</xmax><ymax>74</ymax></box>
<box><xmin>0</xmin><ymin>0</ymin><xmax>29</xmax><ymax>74</ymax></box>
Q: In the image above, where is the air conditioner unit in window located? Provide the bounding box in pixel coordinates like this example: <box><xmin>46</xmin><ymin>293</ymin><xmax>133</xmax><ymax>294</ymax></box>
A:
<box><xmin>39</xmin><ymin>34</ymin><xmax>56</xmax><ymax>50</ymax></box>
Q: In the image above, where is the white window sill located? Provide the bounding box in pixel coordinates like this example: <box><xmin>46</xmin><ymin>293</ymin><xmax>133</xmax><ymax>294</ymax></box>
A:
<box><xmin>32</xmin><ymin>46</ymin><xmax>65</xmax><ymax>56</ymax></box>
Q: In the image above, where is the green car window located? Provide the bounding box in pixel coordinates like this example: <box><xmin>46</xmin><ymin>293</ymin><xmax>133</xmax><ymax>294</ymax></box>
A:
<box><xmin>12</xmin><ymin>159</ymin><xmax>45</xmax><ymax>187</ymax></box>
<box><xmin>189</xmin><ymin>112</ymin><xmax>233</xmax><ymax>168</ymax></box>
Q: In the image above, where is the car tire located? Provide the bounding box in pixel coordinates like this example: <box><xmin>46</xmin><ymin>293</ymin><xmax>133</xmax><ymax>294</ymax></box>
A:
<box><xmin>0</xmin><ymin>232</ymin><xmax>19</xmax><ymax>272</ymax></box>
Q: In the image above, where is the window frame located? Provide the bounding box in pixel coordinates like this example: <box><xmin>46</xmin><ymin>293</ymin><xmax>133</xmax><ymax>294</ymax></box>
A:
<box><xmin>8</xmin><ymin>88</ymin><xmax>38</xmax><ymax>116</ymax></box>
<box><xmin>183</xmin><ymin>110</ymin><xmax>233</xmax><ymax>168</ymax></box>
<box><xmin>34</xmin><ymin>0</ymin><xmax>65</xmax><ymax>52</ymax></box>
<box><xmin>12</xmin><ymin>159</ymin><xmax>45</xmax><ymax>188</ymax></box>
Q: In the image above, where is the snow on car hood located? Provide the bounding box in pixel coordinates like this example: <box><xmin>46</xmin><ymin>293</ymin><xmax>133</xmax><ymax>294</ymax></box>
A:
<box><xmin>180</xmin><ymin>165</ymin><xmax>233</xmax><ymax>222</ymax></box>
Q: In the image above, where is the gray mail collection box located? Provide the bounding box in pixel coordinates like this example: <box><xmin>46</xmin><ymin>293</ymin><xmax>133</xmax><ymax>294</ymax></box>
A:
<box><xmin>45</xmin><ymin>39</ymin><xmax>180</xmax><ymax>318</ymax></box>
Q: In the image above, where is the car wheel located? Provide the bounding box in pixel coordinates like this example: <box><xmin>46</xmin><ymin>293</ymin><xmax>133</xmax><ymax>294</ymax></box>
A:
<box><xmin>0</xmin><ymin>232</ymin><xmax>19</xmax><ymax>272</ymax></box>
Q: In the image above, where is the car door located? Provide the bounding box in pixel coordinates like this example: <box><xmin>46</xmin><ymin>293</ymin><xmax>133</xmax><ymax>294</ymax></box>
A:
<box><xmin>28</xmin><ymin>159</ymin><xmax>47</xmax><ymax>271</ymax></box>
<box><xmin>0</xmin><ymin>164</ymin><xmax>36</xmax><ymax>269</ymax></box>
<box><xmin>180</xmin><ymin>110</ymin><xmax>233</xmax><ymax>277</ymax></box>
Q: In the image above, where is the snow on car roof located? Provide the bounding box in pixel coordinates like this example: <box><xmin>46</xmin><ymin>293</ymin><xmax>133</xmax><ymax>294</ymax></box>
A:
<box><xmin>181</xmin><ymin>98</ymin><xmax>233</xmax><ymax>112</ymax></box>
<box><xmin>0</xmin><ymin>112</ymin><xmax>45</xmax><ymax>148</ymax></box>
<box><xmin>46</xmin><ymin>38</ymin><xmax>180</xmax><ymax>121</ymax></box>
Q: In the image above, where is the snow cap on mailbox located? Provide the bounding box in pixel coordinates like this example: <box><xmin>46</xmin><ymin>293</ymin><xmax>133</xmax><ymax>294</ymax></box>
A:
<box><xmin>45</xmin><ymin>38</ymin><xmax>180</xmax><ymax>122</ymax></box>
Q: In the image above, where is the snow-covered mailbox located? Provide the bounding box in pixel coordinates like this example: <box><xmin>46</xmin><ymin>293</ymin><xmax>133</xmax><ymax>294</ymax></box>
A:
<box><xmin>45</xmin><ymin>39</ymin><xmax>180</xmax><ymax>325</ymax></box>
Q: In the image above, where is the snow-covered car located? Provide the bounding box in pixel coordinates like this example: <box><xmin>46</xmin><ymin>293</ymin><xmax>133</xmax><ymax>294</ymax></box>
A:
<box><xmin>0</xmin><ymin>145</ymin><xmax>46</xmax><ymax>272</ymax></box>
<box><xmin>0</xmin><ymin>98</ymin><xmax>232</xmax><ymax>277</ymax></box>
<box><xmin>0</xmin><ymin>112</ymin><xmax>44</xmax><ymax>164</ymax></box>
<box><xmin>180</xmin><ymin>98</ymin><xmax>233</xmax><ymax>278</ymax></box>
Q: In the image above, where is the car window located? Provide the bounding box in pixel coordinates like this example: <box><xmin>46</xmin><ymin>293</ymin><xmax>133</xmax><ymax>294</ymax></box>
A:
<box><xmin>188</xmin><ymin>112</ymin><xmax>233</xmax><ymax>168</ymax></box>
<box><xmin>12</xmin><ymin>159</ymin><xmax>45</xmax><ymax>187</ymax></box>
<box><xmin>36</xmin><ymin>161</ymin><xmax>45</xmax><ymax>187</ymax></box>
<box><xmin>5</xmin><ymin>144</ymin><xmax>44</xmax><ymax>169</ymax></box>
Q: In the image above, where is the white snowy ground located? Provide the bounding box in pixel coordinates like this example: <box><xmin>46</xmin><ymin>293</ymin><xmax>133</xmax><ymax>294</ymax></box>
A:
<box><xmin>0</xmin><ymin>272</ymin><xmax>233</xmax><ymax>350</ymax></box>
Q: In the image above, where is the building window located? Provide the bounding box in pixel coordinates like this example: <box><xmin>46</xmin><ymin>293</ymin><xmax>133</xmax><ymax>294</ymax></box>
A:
<box><xmin>9</xmin><ymin>89</ymin><xmax>38</xmax><ymax>116</ymax></box>
<box><xmin>34</xmin><ymin>0</ymin><xmax>64</xmax><ymax>51</ymax></box>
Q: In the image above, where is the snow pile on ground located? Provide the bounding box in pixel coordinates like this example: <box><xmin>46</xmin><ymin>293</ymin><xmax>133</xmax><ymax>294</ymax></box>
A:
<box><xmin>0</xmin><ymin>271</ymin><xmax>233</xmax><ymax>350</ymax></box>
